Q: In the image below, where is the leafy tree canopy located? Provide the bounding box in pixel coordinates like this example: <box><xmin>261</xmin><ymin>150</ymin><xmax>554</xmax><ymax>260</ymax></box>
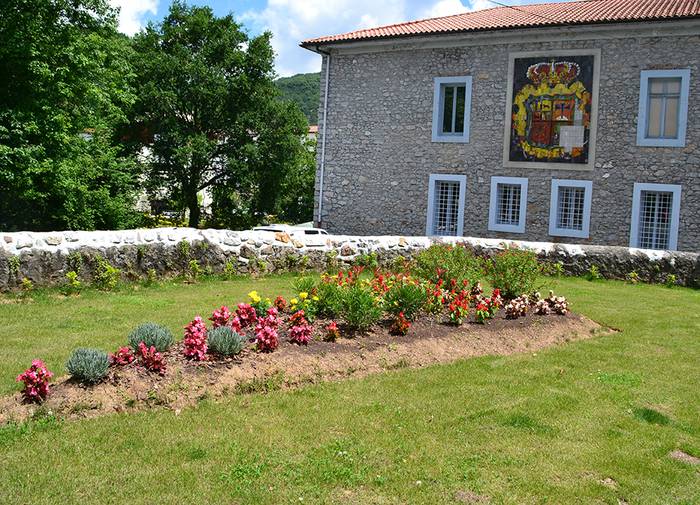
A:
<box><xmin>0</xmin><ymin>0</ymin><xmax>142</xmax><ymax>231</ymax></box>
<box><xmin>131</xmin><ymin>1</ymin><xmax>313</xmax><ymax>228</ymax></box>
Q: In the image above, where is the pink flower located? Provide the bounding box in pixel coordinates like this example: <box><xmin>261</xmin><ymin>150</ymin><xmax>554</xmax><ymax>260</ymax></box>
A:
<box><xmin>183</xmin><ymin>316</ymin><xmax>208</xmax><ymax>360</ymax></box>
<box><xmin>236</xmin><ymin>303</ymin><xmax>258</xmax><ymax>328</ymax></box>
<box><xmin>16</xmin><ymin>359</ymin><xmax>53</xmax><ymax>403</ymax></box>
<box><xmin>110</xmin><ymin>346</ymin><xmax>135</xmax><ymax>366</ymax></box>
<box><xmin>289</xmin><ymin>323</ymin><xmax>313</xmax><ymax>345</ymax></box>
<box><xmin>210</xmin><ymin>306</ymin><xmax>232</xmax><ymax>328</ymax></box>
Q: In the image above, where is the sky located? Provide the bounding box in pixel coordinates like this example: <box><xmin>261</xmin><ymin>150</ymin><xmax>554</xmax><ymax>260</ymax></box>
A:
<box><xmin>108</xmin><ymin>0</ymin><xmax>575</xmax><ymax>77</ymax></box>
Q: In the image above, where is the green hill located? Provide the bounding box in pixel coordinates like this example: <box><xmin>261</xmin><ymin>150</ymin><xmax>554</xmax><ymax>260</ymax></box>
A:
<box><xmin>275</xmin><ymin>72</ymin><xmax>320</xmax><ymax>125</ymax></box>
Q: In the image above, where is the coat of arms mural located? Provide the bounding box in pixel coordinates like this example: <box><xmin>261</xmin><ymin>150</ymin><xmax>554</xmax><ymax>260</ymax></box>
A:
<box><xmin>505</xmin><ymin>52</ymin><xmax>598</xmax><ymax>169</ymax></box>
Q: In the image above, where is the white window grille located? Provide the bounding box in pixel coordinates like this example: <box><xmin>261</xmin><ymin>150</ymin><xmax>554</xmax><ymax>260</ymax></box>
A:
<box><xmin>549</xmin><ymin>179</ymin><xmax>593</xmax><ymax>239</ymax></box>
<box><xmin>637</xmin><ymin>69</ymin><xmax>690</xmax><ymax>147</ymax></box>
<box><xmin>426</xmin><ymin>174</ymin><xmax>466</xmax><ymax>236</ymax></box>
<box><xmin>630</xmin><ymin>183</ymin><xmax>682</xmax><ymax>251</ymax></box>
<box><xmin>488</xmin><ymin>177</ymin><xmax>528</xmax><ymax>233</ymax></box>
<box><xmin>432</xmin><ymin>76</ymin><xmax>472</xmax><ymax>143</ymax></box>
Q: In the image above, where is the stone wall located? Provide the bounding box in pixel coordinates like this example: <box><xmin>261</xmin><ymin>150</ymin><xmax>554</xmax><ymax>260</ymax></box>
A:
<box><xmin>1</xmin><ymin>228</ymin><xmax>698</xmax><ymax>290</ymax></box>
<box><xmin>315</xmin><ymin>22</ymin><xmax>700</xmax><ymax>252</ymax></box>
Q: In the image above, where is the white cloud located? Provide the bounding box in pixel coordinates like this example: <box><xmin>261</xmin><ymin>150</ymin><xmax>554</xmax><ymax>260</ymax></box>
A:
<box><xmin>421</xmin><ymin>0</ymin><xmax>470</xmax><ymax>19</ymax></box>
<box><xmin>110</xmin><ymin>0</ymin><xmax>158</xmax><ymax>36</ymax></box>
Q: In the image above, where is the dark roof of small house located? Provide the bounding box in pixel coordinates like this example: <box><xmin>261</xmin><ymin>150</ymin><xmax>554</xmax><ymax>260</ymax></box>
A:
<box><xmin>301</xmin><ymin>0</ymin><xmax>700</xmax><ymax>47</ymax></box>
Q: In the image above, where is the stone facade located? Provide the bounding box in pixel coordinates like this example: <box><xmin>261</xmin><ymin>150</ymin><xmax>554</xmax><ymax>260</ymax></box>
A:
<box><xmin>313</xmin><ymin>21</ymin><xmax>700</xmax><ymax>252</ymax></box>
<box><xmin>1</xmin><ymin>228</ymin><xmax>698</xmax><ymax>290</ymax></box>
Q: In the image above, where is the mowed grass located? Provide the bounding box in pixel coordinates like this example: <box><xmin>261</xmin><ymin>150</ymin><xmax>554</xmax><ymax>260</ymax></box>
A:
<box><xmin>1</xmin><ymin>276</ymin><xmax>699</xmax><ymax>504</ymax></box>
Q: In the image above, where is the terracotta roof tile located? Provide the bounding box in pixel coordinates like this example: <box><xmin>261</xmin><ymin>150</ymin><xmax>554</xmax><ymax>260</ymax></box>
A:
<box><xmin>301</xmin><ymin>0</ymin><xmax>700</xmax><ymax>46</ymax></box>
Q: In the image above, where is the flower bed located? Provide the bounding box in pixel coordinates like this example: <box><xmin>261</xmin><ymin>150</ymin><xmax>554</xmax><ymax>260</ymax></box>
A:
<box><xmin>2</xmin><ymin>244</ymin><xmax>610</xmax><ymax>423</ymax></box>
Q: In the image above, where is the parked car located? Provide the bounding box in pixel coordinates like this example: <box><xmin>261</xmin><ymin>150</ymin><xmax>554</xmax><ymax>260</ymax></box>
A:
<box><xmin>252</xmin><ymin>224</ymin><xmax>328</xmax><ymax>237</ymax></box>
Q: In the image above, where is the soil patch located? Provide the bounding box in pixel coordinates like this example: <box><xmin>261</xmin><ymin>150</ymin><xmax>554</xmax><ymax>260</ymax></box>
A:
<box><xmin>669</xmin><ymin>450</ymin><xmax>700</xmax><ymax>465</ymax></box>
<box><xmin>0</xmin><ymin>312</ymin><xmax>612</xmax><ymax>424</ymax></box>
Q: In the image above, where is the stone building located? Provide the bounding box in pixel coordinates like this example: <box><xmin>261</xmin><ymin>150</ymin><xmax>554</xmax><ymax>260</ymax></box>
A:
<box><xmin>301</xmin><ymin>0</ymin><xmax>700</xmax><ymax>252</ymax></box>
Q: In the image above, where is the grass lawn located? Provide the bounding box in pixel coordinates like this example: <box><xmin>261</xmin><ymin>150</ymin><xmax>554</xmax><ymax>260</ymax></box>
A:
<box><xmin>1</xmin><ymin>276</ymin><xmax>699</xmax><ymax>504</ymax></box>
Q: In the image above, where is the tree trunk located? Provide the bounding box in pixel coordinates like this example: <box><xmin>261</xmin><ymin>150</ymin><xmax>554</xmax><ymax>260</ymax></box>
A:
<box><xmin>187</xmin><ymin>191</ymin><xmax>201</xmax><ymax>228</ymax></box>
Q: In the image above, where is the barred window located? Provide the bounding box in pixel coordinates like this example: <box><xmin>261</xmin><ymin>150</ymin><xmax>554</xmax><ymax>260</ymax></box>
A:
<box><xmin>488</xmin><ymin>177</ymin><xmax>527</xmax><ymax>233</ymax></box>
<box><xmin>427</xmin><ymin>175</ymin><xmax>466</xmax><ymax>236</ymax></box>
<box><xmin>637</xmin><ymin>191</ymin><xmax>674</xmax><ymax>249</ymax></box>
<box><xmin>556</xmin><ymin>186</ymin><xmax>586</xmax><ymax>231</ymax></box>
<box><xmin>549</xmin><ymin>180</ymin><xmax>592</xmax><ymax>239</ymax></box>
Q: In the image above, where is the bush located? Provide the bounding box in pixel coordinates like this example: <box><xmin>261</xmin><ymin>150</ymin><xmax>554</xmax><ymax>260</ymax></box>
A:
<box><xmin>128</xmin><ymin>322</ymin><xmax>174</xmax><ymax>352</ymax></box>
<box><xmin>207</xmin><ymin>326</ymin><xmax>246</xmax><ymax>357</ymax></box>
<box><xmin>486</xmin><ymin>248</ymin><xmax>541</xmax><ymax>299</ymax></box>
<box><xmin>315</xmin><ymin>281</ymin><xmax>345</xmax><ymax>318</ymax></box>
<box><xmin>183</xmin><ymin>316</ymin><xmax>208</xmax><ymax>361</ymax></box>
<box><xmin>293</xmin><ymin>276</ymin><xmax>316</xmax><ymax>294</ymax></box>
<box><xmin>66</xmin><ymin>348</ymin><xmax>110</xmax><ymax>384</ymax></box>
<box><xmin>384</xmin><ymin>282</ymin><xmax>427</xmax><ymax>321</ymax></box>
<box><xmin>413</xmin><ymin>244</ymin><xmax>483</xmax><ymax>286</ymax></box>
<box><xmin>93</xmin><ymin>255</ymin><xmax>121</xmax><ymax>290</ymax></box>
<box><xmin>341</xmin><ymin>284</ymin><xmax>382</xmax><ymax>332</ymax></box>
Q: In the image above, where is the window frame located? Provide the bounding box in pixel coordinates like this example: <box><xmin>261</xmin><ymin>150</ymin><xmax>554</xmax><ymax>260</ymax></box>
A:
<box><xmin>487</xmin><ymin>176</ymin><xmax>528</xmax><ymax>233</ymax></box>
<box><xmin>425</xmin><ymin>174</ymin><xmax>467</xmax><ymax>236</ymax></box>
<box><xmin>629</xmin><ymin>182</ymin><xmax>681</xmax><ymax>251</ymax></box>
<box><xmin>432</xmin><ymin>76</ymin><xmax>472</xmax><ymax>143</ymax></box>
<box><xmin>548</xmin><ymin>179</ymin><xmax>593</xmax><ymax>239</ymax></box>
<box><xmin>636</xmin><ymin>69</ymin><xmax>691</xmax><ymax>147</ymax></box>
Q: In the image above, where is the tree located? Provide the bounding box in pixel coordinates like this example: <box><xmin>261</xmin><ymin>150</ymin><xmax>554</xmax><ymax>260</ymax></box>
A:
<box><xmin>0</xmin><ymin>0</ymin><xmax>141</xmax><ymax>231</ymax></box>
<box><xmin>131</xmin><ymin>1</ymin><xmax>310</xmax><ymax>228</ymax></box>
<box><xmin>275</xmin><ymin>72</ymin><xmax>321</xmax><ymax>124</ymax></box>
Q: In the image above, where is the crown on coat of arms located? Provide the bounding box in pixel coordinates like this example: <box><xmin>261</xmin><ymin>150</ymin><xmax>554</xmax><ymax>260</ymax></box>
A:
<box><xmin>526</xmin><ymin>61</ymin><xmax>581</xmax><ymax>86</ymax></box>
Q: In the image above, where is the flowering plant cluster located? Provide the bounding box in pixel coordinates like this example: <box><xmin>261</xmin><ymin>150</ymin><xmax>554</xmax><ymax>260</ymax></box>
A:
<box><xmin>138</xmin><ymin>342</ymin><xmax>167</xmax><ymax>375</ymax></box>
<box><xmin>274</xmin><ymin>295</ymin><xmax>287</xmax><ymax>312</ymax></box>
<box><xmin>16</xmin><ymin>359</ymin><xmax>53</xmax><ymax>403</ymax></box>
<box><xmin>183</xmin><ymin>316</ymin><xmax>208</xmax><ymax>360</ymax></box>
<box><xmin>505</xmin><ymin>295</ymin><xmax>529</xmax><ymax>319</ymax></box>
<box><xmin>253</xmin><ymin>307</ymin><xmax>280</xmax><ymax>352</ymax></box>
<box><xmin>545</xmin><ymin>291</ymin><xmax>569</xmax><ymax>315</ymax></box>
<box><xmin>236</xmin><ymin>302</ymin><xmax>258</xmax><ymax>329</ymax></box>
<box><xmin>248</xmin><ymin>291</ymin><xmax>272</xmax><ymax>317</ymax></box>
<box><xmin>289</xmin><ymin>291</ymin><xmax>319</xmax><ymax>322</ymax></box>
<box><xmin>424</xmin><ymin>279</ymin><xmax>445</xmax><ymax>315</ymax></box>
<box><xmin>448</xmin><ymin>292</ymin><xmax>470</xmax><ymax>325</ymax></box>
<box><xmin>110</xmin><ymin>346</ymin><xmax>135</xmax><ymax>366</ymax></box>
<box><xmin>288</xmin><ymin>309</ymin><xmax>313</xmax><ymax>345</ymax></box>
<box><xmin>324</xmin><ymin>321</ymin><xmax>340</xmax><ymax>342</ymax></box>
<box><xmin>389</xmin><ymin>312</ymin><xmax>411</xmax><ymax>336</ymax></box>
<box><xmin>474</xmin><ymin>301</ymin><xmax>491</xmax><ymax>324</ymax></box>
<box><xmin>210</xmin><ymin>305</ymin><xmax>232</xmax><ymax>328</ymax></box>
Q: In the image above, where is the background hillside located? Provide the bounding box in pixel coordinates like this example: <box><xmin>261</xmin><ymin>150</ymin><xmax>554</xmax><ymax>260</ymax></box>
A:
<box><xmin>276</xmin><ymin>72</ymin><xmax>320</xmax><ymax>125</ymax></box>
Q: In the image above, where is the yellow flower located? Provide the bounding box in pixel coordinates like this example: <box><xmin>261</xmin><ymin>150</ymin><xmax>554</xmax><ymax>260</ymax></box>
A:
<box><xmin>312</xmin><ymin>296</ymin><xmax>319</xmax><ymax>302</ymax></box>
<box><xmin>299</xmin><ymin>292</ymin><xmax>308</xmax><ymax>300</ymax></box>
<box><xmin>290</xmin><ymin>298</ymin><xmax>298</xmax><ymax>305</ymax></box>
<box><xmin>248</xmin><ymin>290</ymin><xmax>261</xmax><ymax>303</ymax></box>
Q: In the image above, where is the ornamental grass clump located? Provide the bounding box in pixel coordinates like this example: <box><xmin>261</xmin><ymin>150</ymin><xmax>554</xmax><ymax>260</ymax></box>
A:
<box><xmin>128</xmin><ymin>322</ymin><xmax>174</xmax><ymax>352</ymax></box>
<box><xmin>16</xmin><ymin>359</ymin><xmax>53</xmax><ymax>403</ymax></box>
<box><xmin>207</xmin><ymin>326</ymin><xmax>246</xmax><ymax>357</ymax></box>
<box><xmin>66</xmin><ymin>348</ymin><xmax>110</xmax><ymax>384</ymax></box>
<box><xmin>183</xmin><ymin>316</ymin><xmax>208</xmax><ymax>360</ymax></box>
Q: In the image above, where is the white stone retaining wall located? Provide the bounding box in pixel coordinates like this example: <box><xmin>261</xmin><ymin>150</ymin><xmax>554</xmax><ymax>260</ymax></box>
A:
<box><xmin>1</xmin><ymin>228</ymin><xmax>698</xmax><ymax>289</ymax></box>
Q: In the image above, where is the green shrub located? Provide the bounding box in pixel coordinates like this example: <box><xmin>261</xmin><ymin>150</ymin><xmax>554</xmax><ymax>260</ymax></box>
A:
<box><xmin>413</xmin><ymin>244</ymin><xmax>483</xmax><ymax>285</ymax></box>
<box><xmin>341</xmin><ymin>284</ymin><xmax>382</xmax><ymax>332</ymax></box>
<box><xmin>128</xmin><ymin>322</ymin><xmax>174</xmax><ymax>352</ymax></box>
<box><xmin>354</xmin><ymin>252</ymin><xmax>379</xmax><ymax>269</ymax></box>
<box><xmin>188</xmin><ymin>259</ymin><xmax>202</xmax><ymax>281</ymax></box>
<box><xmin>486</xmin><ymin>248</ymin><xmax>541</xmax><ymax>299</ymax></box>
<box><xmin>384</xmin><ymin>282</ymin><xmax>427</xmax><ymax>321</ymax></box>
<box><xmin>315</xmin><ymin>281</ymin><xmax>345</xmax><ymax>319</ymax></box>
<box><xmin>93</xmin><ymin>255</ymin><xmax>120</xmax><ymax>290</ymax></box>
<box><xmin>586</xmin><ymin>264</ymin><xmax>602</xmax><ymax>282</ymax></box>
<box><xmin>66</xmin><ymin>348</ymin><xmax>110</xmax><ymax>384</ymax></box>
<box><xmin>293</xmin><ymin>276</ymin><xmax>317</xmax><ymax>294</ymax></box>
<box><xmin>665</xmin><ymin>274</ymin><xmax>677</xmax><ymax>288</ymax></box>
<box><xmin>62</xmin><ymin>271</ymin><xmax>82</xmax><ymax>295</ymax></box>
<box><xmin>208</xmin><ymin>326</ymin><xmax>246</xmax><ymax>357</ymax></box>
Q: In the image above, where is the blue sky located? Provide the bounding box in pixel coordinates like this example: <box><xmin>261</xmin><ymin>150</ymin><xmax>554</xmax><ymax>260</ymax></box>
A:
<box><xmin>109</xmin><ymin>0</ymin><xmax>575</xmax><ymax>77</ymax></box>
